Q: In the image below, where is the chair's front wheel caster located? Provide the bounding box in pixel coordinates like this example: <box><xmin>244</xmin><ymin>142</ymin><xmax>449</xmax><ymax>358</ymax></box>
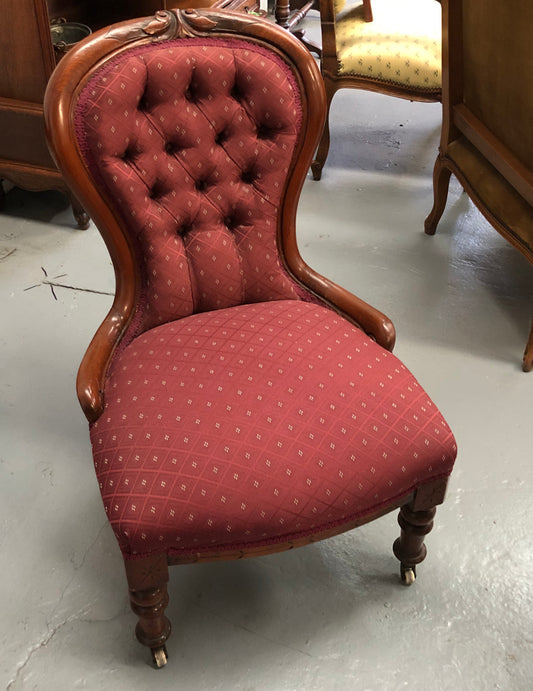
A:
<box><xmin>401</xmin><ymin>566</ymin><xmax>416</xmax><ymax>586</ymax></box>
<box><xmin>151</xmin><ymin>645</ymin><xmax>168</xmax><ymax>668</ymax></box>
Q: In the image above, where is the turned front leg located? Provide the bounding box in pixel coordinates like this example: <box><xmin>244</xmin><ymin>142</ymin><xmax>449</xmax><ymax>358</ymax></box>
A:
<box><xmin>393</xmin><ymin>504</ymin><xmax>436</xmax><ymax>585</ymax></box>
<box><xmin>129</xmin><ymin>583</ymin><xmax>171</xmax><ymax>666</ymax></box>
<box><xmin>124</xmin><ymin>553</ymin><xmax>171</xmax><ymax>667</ymax></box>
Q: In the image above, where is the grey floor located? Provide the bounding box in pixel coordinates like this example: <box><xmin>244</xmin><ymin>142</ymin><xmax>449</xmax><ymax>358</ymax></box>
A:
<box><xmin>2</xmin><ymin>14</ymin><xmax>533</xmax><ymax>691</ymax></box>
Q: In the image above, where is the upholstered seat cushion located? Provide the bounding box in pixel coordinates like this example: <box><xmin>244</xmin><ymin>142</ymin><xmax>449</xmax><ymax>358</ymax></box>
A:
<box><xmin>91</xmin><ymin>300</ymin><xmax>456</xmax><ymax>558</ymax></box>
<box><xmin>335</xmin><ymin>0</ymin><xmax>441</xmax><ymax>90</ymax></box>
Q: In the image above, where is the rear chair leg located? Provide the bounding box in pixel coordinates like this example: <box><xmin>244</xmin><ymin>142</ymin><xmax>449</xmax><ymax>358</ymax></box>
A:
<box><xmin>124</xmin><ymin>554</ymin><xmax>171</xmax><ymax>667</ymax></box>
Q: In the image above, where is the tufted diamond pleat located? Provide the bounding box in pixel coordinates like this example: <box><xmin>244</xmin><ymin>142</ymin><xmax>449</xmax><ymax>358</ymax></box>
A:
<box><xmin>76</xmin><ymin>39</ymin><xmax>304</xmax><ymax>332</ymax></box>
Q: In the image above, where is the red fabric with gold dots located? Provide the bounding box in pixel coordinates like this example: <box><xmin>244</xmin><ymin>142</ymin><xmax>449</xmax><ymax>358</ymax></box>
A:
<box><xmin>91</xmin><ymin>301</ymin><xmax>457</xmax><ymax>558</ymax></box>
<box><xmin>76</xmin><ymin>39</ymin><xmax>305</xmax><ymax>333</ymax></box>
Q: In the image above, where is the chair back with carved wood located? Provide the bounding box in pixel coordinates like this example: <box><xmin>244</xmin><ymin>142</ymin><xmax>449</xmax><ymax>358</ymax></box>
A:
<box><xmin>45</xmin><ymin>8</ymin><xmax>457</xmax><ymax>666</ymax></box>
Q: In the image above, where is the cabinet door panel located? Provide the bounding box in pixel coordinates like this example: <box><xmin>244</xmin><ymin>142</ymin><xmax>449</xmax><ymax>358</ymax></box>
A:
<box><xmin>0</xmin><ymin>106</ymin><xmax>54</xmax><ymax>168</ymax></box>
<box><xmin>0</xmin><ymin>0</ymin><xmax>55</xmax><ymax>103</ymax></box>
<box><xmin>462</xmin><ymin>0</ymin><xmax>533</xmax><ymax>173</ymax></box>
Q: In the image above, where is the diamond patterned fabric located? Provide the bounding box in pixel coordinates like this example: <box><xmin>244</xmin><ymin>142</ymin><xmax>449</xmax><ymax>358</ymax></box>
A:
<box><xmin>75</xmin><ymin>39</ymin><xmax>304</xmax><ymax>332</ymax></box>
<box><xmin>91</xmin><ymin>301</ymin><xmax>457</xmax><ymax>558</ymax></box>
<box><xmin>335</xmin><ymin>0</ymin><xmax>441</xmax><ymax>91</ymax></box>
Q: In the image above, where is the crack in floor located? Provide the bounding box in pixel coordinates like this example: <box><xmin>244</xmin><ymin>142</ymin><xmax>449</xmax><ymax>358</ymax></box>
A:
<box><xmin>6</xmin><ymin>616</ymin><xmax>76</xmax><ymax>691</ymax></box>
<box><xmin>42</xmin><ymin>279</ymin><xmax>114</xmax><ymax>296</ymax></box>
<box><xmin>7</xmin><ymin>522</ymin><xmax>110</xmax><ymax>690</ymax></box>
<box><xmin>23</xmin><ymin>266</ymin><xmax>113</xmax><ymax>300</ymax></box>
<box><xmin>0</xmin><ymin>247</ymin><xmax>16</xmax><ymax>261</ymax></box>
<box><xmin>48</xmin><ymin>522</ymin><xmax>109</xmax><ymax>624</ymax></box>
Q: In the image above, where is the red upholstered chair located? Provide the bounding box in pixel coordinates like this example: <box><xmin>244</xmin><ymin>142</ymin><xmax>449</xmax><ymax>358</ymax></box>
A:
<box><xmin>44</xmin><ymin>8</ymin><xmax>457</xmax><ymax>667</ymax></box>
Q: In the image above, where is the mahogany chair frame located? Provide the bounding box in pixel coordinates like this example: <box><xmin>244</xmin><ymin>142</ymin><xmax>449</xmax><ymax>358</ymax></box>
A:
<box><xmin>311</xmin><ymin>0</ymin><xmax>442</xmax><ymax>181</ymax></box>
<box><xmin>425</xmin><ymin>0</ymin><xmax>533</xmax><ymax>371</ymax></box>
<box><xmin>45</xmin><ymin>8</ymin><xmax>449</xmax><ymax>666</ymax></box>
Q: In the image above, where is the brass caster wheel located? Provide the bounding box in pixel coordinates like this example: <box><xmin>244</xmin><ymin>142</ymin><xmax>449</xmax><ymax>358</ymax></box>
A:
<box><xmin>401</xmin><ymin>567</ymin><xmax>416</xmax><ymax>586</ymax></box>
<box><xmin>151</xmin><ymin>645</ymin><xmax>168</xmax><ymax>668</ymax></box>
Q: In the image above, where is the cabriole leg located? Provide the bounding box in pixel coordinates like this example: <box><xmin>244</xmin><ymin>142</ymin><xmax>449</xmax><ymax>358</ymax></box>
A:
<box><xmin>68</xmin><ymin>192</ymin><xmax>90</xmax><ymax>230</ymax></box>
<box><xmin>311</xmin><ymin>82</ymin><xmax>336</xmax><ymax>181</ymax></box>
<box><xmin>393</xmin><ymin>504</ymin><xmax>437</xmax><ymax>585</ymax></box>
<box><xmin>424</xmin><ymin>157</ymin><xmax>452</xmax><ymax>235</ymax></box>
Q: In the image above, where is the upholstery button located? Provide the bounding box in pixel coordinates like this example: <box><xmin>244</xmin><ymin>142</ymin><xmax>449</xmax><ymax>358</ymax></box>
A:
<box><xmin>165</xmin><ymin>142</ymin><xmax>177</xmax><ymax>155</ymax></box>
<box><xmin>149</xmin><ymin>182</ymin><xmax>165</xmax><ymax>199</ymax></box>
<box><xmin>195</xmin><ymin>179</ymin><xmax>208</xmax><ymax>192</ymax></box>
<box><xmin>241</xmin><ymin>170</ymin><xmax>255</xmax><ymax>184</ymax></box>
<box><xmin>120</xmin><ymin>145</ymin><xmax>137</xmax><ymax>162</ymax></box>
<box><xmin>230</xmin><ymin>84</ymin><xmax>243</xmax><ymax>102</ymax></box>
<box><xmin>257</xmin><ymin>124</ymin><xmax>273</xmax><ymax>140</ymax></box>
<box><xmin>184</xmin><ymin>85</ymin><xmax>198</xmax><ymax>102</ymax></box>
<box><xmin>214</xmin><ymin>130</ymin><xmax>228</xmax><ymax>146</ymax></box>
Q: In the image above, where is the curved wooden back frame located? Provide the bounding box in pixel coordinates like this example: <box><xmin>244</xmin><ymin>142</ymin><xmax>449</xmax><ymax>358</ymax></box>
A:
<box><xmin>44</xmin><ymin>8</ymin><xmax>395</xmax><ymax>424</ymax></box>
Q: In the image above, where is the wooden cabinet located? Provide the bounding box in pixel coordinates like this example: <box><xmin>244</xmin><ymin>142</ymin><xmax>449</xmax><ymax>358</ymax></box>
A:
<box><xmin>0</xmin><ymin>1</ymin><xmax>169</xmax><ymax>228</ymax></box>
<box><xmin>425</xmin><ymin>0</ymin><xmax>533</xmax><ymax>371</ymax></box>
<box><xmin>2</xmin><ymin>0</ymin><xmax>267</xmax><ymax>228</ymax></box>
<box><xmin>0</xmin><ymin>0</ymin><xmax>260</xmax><ymax>228</ymax></box>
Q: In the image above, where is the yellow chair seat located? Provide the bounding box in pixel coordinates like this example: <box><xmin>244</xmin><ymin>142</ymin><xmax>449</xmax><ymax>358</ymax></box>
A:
<box><xmin>335</xmin><ymin>0</ymin><xmax>441</xmax><ymax>91</ymax></box>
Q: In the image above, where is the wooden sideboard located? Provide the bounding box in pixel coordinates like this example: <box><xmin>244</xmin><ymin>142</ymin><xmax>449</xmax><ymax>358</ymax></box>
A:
<box><xmin>425</xmin><ymin>0</ymin><xmax>533</xmax><ymax>371</ymax></box>
<box><xmin>0</xmin><ymin>0</ymin><xmax>257</xmax><ymax>229</ymax></box>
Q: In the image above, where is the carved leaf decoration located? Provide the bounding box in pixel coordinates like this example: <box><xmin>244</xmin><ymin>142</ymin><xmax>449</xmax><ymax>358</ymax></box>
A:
<box><xmin>181</xmin><ymin>11</ymin><xmax>218</xmax><ymax>33</ymax></box>
<box><xmin>104</xmin><ymin>9</ymin><xmax>219</xmax><ymax>44</ymax></box>
<box><xmin>105</xmin><ymin>10</ymin><xmax>175</xmax><ymax>43</ymax></box>
<box><xmin>143</xmin><ymin>11</ymin><xmax>173</xmax><ymax>36</ymax></box>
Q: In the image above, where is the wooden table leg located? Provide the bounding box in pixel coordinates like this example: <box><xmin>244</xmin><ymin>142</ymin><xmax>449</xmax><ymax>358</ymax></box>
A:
<box><xmin>274</xmin><ymin>0</ymin><xmax>322</xmax><ymax>57</ymax></box>
<box><xmin>274</xmin><ymin>0</ymin><xmax>291</xmax><ymax>29</ymax></box>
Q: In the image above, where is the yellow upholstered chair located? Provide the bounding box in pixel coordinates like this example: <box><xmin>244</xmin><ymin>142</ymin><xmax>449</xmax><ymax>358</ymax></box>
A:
<box><xmin>312</xmin><ymin>0</ymin><xmax>442</xmax><ymax>179</ymax></box>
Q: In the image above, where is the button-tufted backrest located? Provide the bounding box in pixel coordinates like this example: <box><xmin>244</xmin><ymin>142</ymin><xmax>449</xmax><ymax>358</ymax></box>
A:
<box><xmin>75</xmin><ymin>38</ymin><xmax>305</xmax><ymax>332</ymax></box>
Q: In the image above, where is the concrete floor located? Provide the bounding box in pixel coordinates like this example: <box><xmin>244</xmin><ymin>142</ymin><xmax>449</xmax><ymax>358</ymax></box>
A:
<box><xmin>1</xmin><ymin>14</ymin><xmax>533</xmax><ymax>691</ymax></box>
